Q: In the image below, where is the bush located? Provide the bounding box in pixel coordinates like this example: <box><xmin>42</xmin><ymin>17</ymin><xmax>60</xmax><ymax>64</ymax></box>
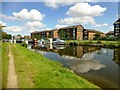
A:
<box><xmin>97</xmin><ymin>40</ymin><xmax>101</xmax><ymax>44</ymax></box>
<box><xmin>21</xmin><ymin>42</ymin><xmax>28</xmax><ymax>48</ymax></box>
<box><xmin>69</xmin><ymin>42</ymin><xmax>78</xmax><ymax>46</ymax></box>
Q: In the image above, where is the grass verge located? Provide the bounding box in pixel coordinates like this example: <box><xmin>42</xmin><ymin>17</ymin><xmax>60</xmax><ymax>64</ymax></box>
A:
<box><xmin>4</xmin><ymin>42</ymin><xmax>100</xmax><ymax>88</ymax></box>
<box><xmin>2</xmin><ymin>43</ymin><xmax>9</xmax><ymax>88</ymax></box>
<box><xmin>66</xmin><ymin>40</ymin><xmax>120</xmax><ymax>46</ymax></box>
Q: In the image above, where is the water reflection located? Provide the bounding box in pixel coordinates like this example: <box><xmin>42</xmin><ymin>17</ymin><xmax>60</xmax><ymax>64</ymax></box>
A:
<box><xmin>29</xmin><ymin>44</ymin><xmax>120</xmax><ymax>88</ymax></box>
<box><xmin>31</xmin><ymin>44</ymin><xmax>107</xmax><ymax>73</ymax></box>
<box><xmin>32</xmin><ymin>44</ymin><xmax>101</xmax><ymax>58</ymax></box>
<box><xmin>69</xmin><ymin>59</ymin><xmax>105</xmax><ymax>73</ymax></box>
<box><xmin>113</xmin><ymin>48</ymin><xmax>120</xmax><ymax>66</ymax></box>
<box><xmin>31</xmin><ymin>43</ymin><xmax>120</xmax><ymax>68</ymax></box>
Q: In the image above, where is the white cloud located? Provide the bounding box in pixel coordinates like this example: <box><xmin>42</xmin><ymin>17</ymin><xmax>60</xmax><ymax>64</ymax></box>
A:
<box><xmin>0</xmin><ymin>21</ymin><xmax>6</xmax><ymax>26</ymax></box>
<box><xmin>94</xmin><ymin>23</ymin><xmax>109</xmax><ymax>27</ymax></box>
<box><xmin>0</xmin><ymin>14</ymin><xmax>20</xmax><ymax>21</ymax></box>
<box><xmin>44</xmin><ymin>0</ymin><xmax>98</xmax><ymax>9</ymax></box>
<box><xmin>59</xmin><ymin>16</ymin><xmax>95</xmax><ymax>25</ymax></box>
<box><xmin>109</xmin><ymin>26</ymin><xmax>114</xmax><ymax>30</ymax></box>
<box><xmin>26</xmin><ymin>21</ymin><xmax>46</xmax><ymax>28</ymax></box>
<box><xmin>4</xmin><ymin>26</ymin><xmax>23</xmax><ymax>32</ymax></box>
<box><xmin>55</xmin><ymin>24</ymin><xmax>68</xmax><ymax>29</ymax></box>
<box><xmin>103</xmin><ymin>23</ymin><xmax>109</xmax><ymax>26</ymax></box>
<box><xmin>13</xmin><ymin>9</ymin><xmax>45</xmax><ymax>21</ymax></box>
<box><xmin>69</xmin><ymin>59</ymin><xmax>105</xmax><ymax>73</ymax></box>
<box><xmin>26</xmin><ymin>21</ymin><xmax>46</xmax><ymax>33</ymax></box>
<box><xmin>64</xmin><ymin>53</ymin><xmax>105</xmax><ymax>73</ymax></box>
<box><xmin>57</xmin><ymin>3</ymin><xmax>107</xmax><ymax>25</ymax></box>
<box><xmin>102</xmin><ymin>25</ymin><xmax>114</xmax><ymax>33</ymax></box>
<box><xmin>29</xmin><ymin>28</ymin><xmax>39</xmax><ymax>33</ymax></box>
<box><xmin>44</xmin><ymin>0</ymin><xmax>76</xmax><ymax>9</ymax></box>
<box><xmin>66</xmin><ymin>3</ymin><xmax>106</xmax><ymax>17</ymax></box>
<box><xmin>44</xmin><ymin>28</ymin><xmax>52</xmax><ymax>30</ymax></box>
<box><xmin>29</xmin><ymin>27</ymin><xmax>51</xmax><ymax>33</ymax></box>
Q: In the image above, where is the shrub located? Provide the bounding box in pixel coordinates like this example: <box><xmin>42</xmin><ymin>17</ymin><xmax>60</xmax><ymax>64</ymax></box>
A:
<box><xmin>69</xmin><ymin>42</ymin><xmax>74</xmax><ymax>46</ymax></box>
<box><xmin>69</xmin><ymin>42</ymin><xmax>78</xmax><ymax>46</ymax></box>
<box><xmin>97</xmin><ymin>40</ymin><xmax>101</xmax><ymax>44</ymax></box>
<box><xmin>21</xmin><ymin>42</ymin><xmax>28</xmax><ymax>48</ymax></box>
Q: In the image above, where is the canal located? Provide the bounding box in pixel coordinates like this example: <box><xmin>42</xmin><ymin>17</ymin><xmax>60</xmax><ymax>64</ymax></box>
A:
<box><xmin>28</xmin><ymin>44</ymin><xmax>120</xmax><ymax>88</ymax></box>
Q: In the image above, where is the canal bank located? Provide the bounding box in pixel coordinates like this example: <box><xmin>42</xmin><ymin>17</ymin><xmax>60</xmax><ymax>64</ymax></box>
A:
<box><xmin>66</xmin><ymin>40</ymin><xmax>120</xmax><ymax>48</ymax></box>
<box><xmin>2</xmin><ymin>42</ymin><xmax>99</xmax><ymax>88</ymax></box>
<box><xmin>30</xmin><ymin>44</ymin><xmax>120</xmax><ymax>89</ymax></box>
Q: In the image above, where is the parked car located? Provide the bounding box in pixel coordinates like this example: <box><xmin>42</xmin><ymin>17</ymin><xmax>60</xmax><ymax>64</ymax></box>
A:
<box><xmin>52</xmin><ymin>38</ymin><xmax>65</xmax><ymax>45</ymax></box>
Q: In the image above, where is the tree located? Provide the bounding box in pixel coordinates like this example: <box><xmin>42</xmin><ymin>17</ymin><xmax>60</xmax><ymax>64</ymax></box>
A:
<box><xmin>32</xmin><ymin>35</ymin><xmax>41</xmax><ymax>39</ymax></box>
<box><xmin>94</xmin><ymin>33</ymin><xmax>100</xmax><ymax>40</ymax></box>
<box><xmin>58</xmin><ymin>29</ymin><xmax>65</xmax><ymax>39</ymax></box>
<box><xmin>2</xmin><ymin>31</ymin><xmax>12</xmax><ymax>39</ymax></box>
<box><xmin>17</xmin><ymin>34</ymin><xmax>21</xmax><ymax>37</ymax></box>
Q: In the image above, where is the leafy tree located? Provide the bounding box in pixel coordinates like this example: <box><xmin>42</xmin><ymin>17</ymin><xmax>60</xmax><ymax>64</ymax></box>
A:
<box><xmin>17</xmin><ymin>34</ymin><xmax>22</xmax><ymax>37</ymax></box>
<box><xmin>94</xmin><ymin>33</ymin><xmax>100</xmax><ymax>40</ymax></box>
<box><xmin>66</xmin><ymin>32</ymin><xmax>70</xmax><ymax>40</ymax></box>
<box><xmin>58</xmin><ymin>29</ymin><xmax>65</xmax><ymax>39</ymax></box>
<box><xmin>32</xmin><ymin>35</ymin><xmax>41</xmax><ymax>39</ymax></box>
<box><xmin>0</xmin><ymin>28</ymin><xmax>2</xmax><ymax>40</ymax></box>
<box><xmin>2</xmin><ymin>31</ymin><xmax>12</xmax><ymax>39</ymax></box>
<box><xmin>7</xmin><ymin>34</ymin><xmax>12</xmax><ymax>39</ymax></box>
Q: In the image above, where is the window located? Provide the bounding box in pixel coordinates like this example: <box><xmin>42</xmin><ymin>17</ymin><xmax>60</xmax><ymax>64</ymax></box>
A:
<box><xmin>115</xmin><ymin>27</ymin><xmax>119</xmax><ymax>30</ymax></box>
<box><xmin>116</xmin><ymin>24</ymin><xmax>119</xmax><ymax>27</ymax></box>
<box><xmin>115</xmin><ymin>33</ymin><xmax>119</xmax><ymax>35</ymax></box>
<box><xmin>115</xmin><ymin>30</ymin><xmax>119</xmax><ymax>33</ymax></box>
<box><xmin>115</xmin><ymin>22</ymin><xmax>120</xmax><ymax>24</ymax></box>
<box><xmin>73</xmin><ymin>28</ymin><xmax>75</xmax><ymax>33</ymax></box>
<box><xmin>85</xmin><ymin>36</ymin><xmax>88</xmax><ymax>39</ymax></box>
<box><xmin>73</xmin><ymin>33</ymin><xmax>75</xmax><ymax>37</ymax></box>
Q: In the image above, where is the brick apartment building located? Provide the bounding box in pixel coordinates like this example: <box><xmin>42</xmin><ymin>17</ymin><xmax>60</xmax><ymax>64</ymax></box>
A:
<box><xmin>58</xmin><ymin>25</ymin><xmax>84</xmax><ymax>40</ymax></box>
<box><xmin>84</xmin><ymin>29</ymin><xmax>105</xmax><ymax>40</ymax></box>
<box><xmin>113</xmin><ymin>18</ymin><xmax>120</xmax><ymax>37</ymax></box>
<box><xmin>31</xmin><ymin>29</ymin><xmax>58</xmax><ymax>39</ymax></box>
<box><xmin>31</xmin><ymin>25</ymin><xmax>104</xmax><ymax>40</ymax></box>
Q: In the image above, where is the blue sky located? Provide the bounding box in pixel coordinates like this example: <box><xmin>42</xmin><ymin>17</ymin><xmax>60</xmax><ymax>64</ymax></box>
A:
<box><xmin>1</xmin><ymin>1</ymin><xmax>119</xmax><ymax>36</ymax></box>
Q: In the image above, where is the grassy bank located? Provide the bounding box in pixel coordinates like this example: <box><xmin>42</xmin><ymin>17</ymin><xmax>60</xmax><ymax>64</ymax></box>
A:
<box><xmin>0</xmin><ymin>41</ymin><xmax>1</xmax><ymax>88</ymax></box>
<box><xmin>2</xmin><ymin>43</ymin><xmax>9</xmax><ymax>88</ymax></box>
<box><xmin>2</xmin><ymin>42</ymin><xmax>100</xmax><ymax>88</ymax></box>
<box><xmin>66</xmin><ymin>40</ymin><xmax>120</xmax><ymax>47</ymax></box>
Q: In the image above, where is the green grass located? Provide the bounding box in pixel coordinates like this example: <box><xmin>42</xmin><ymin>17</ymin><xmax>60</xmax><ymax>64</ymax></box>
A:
<box><xmin>0</xmin><ymin>41</ymin><xmax>1</xmax><ymax>88</ymax></box>
<box><xmin>2</xmin><ymin>43</ymin><xmax>9</xmax><ymax>88</ymax></box>
<box><xmin>4</xmin><ymin>43</ymin><xmax>100</xmax><ymax>88</ymax></box>
<box><xmin>66</xmin><ymin>40</ymin><xmax>120</xmax><ymax>46</ymax></box>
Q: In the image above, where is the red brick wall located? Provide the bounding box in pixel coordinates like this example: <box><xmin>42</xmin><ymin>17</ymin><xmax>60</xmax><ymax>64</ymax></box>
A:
<box><xmin>53</xmin><ymin>29</ymin><xmax>58</xmax><ymax>38</ymax></box>
<box><xmin>76</xmin><ymin>26</ymin><xmax>83</xmax><ymax>40</ymax></box>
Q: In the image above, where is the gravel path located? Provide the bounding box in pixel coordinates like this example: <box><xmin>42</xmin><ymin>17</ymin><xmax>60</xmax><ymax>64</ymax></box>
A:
<box><xmin>6</xmin><ymin>44</ymin><xmax>18</xmax><ymax>88</ymax></box>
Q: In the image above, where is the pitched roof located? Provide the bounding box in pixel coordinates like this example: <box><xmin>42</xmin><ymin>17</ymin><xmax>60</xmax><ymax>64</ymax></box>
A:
<box><xmin>85</xmin><ymin>29</ymin><xmax>104</xmax><ymax>34</ymax></box>
<box><xmin>106</xmin><ymin>31</ymin><xmax>114</xmax><ymax>35</ymax></box>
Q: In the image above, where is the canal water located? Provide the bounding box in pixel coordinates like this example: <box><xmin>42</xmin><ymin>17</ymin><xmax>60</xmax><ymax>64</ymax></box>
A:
<box><xmin>28</xmin><ymin>44</ymin><xmax>120</xmax><ymax>88</ymax></box>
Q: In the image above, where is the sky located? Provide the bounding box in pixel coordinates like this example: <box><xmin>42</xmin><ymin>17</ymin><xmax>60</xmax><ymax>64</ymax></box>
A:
<box><xmin>0</xmin><ymin>1</ymin><xmax>120</xmax><ymax>36</ymax></box>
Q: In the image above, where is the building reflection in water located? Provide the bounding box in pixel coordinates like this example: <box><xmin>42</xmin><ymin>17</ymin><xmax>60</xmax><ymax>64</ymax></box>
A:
<box><xmin>32</xmin><ymin>44</ymin><xmax>107</xmax><ymax>73</ymax></box>
<box><xmin>113</xmin><ymin>48</ymin><xmax>120</xmax><ymax>66</ymax></box>
<box><xmin>30</xmin><ymin>44</ymin><xmax>120</xmax><ymax>88</ymax></box>
<box><xmin>32</xmin><ymin>44</ymin><xmax>120</xmax><ymax>65</ymax></box>
<box><xmin>32</xmin><ymin>43</ymin><xmax>101</xmax><ymax>58</ymax></box>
